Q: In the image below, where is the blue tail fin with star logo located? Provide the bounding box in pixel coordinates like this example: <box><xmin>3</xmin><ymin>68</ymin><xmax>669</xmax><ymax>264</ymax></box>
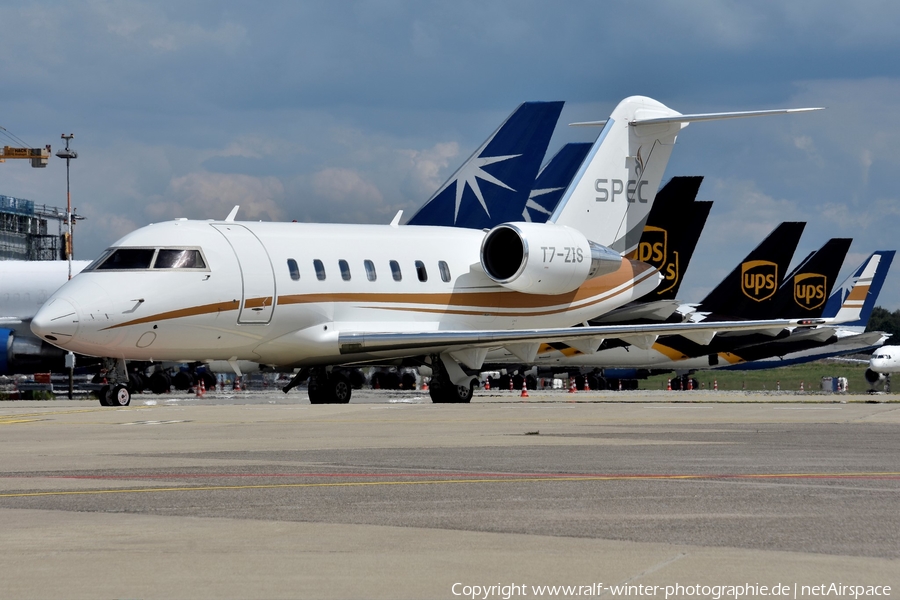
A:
<box><xmin>406</xmin><ymin>101</ymin><xmax>563</xmax><ymax>229</ymax></box>
<box><xmin>521</xmin><ymin>142</ymin><xmax>592</xmax><ymax>223</ymax></box>
<box><xmin>821</xmin><ymin>250</ymin><xmax>895</xmax><ymax>331</ymax></box>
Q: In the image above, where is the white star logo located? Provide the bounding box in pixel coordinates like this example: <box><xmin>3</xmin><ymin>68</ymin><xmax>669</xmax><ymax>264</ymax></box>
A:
<box><xmin>431</xmin><ymin>132</ymin><xmax>521</xmax><ymax>223</ymax></box>
<box><xmin>521</xmin><ymin>187</ymin><xmax>563</xmax><ymax>221</ymax></box>
<box><xmin>837</xmin><ymin>276</ymin><xmax>858</xmax><ymax>303</ymax></box>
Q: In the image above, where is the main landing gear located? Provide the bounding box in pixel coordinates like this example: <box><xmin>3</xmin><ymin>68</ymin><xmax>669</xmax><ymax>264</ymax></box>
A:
<box><xmin>281</xmin><ymin>367</ymin><xmax>352</xmax><ymax>404</ymax></box>
<box><xmin>427</xmin><ymin>355</ymin><xmax>473</xmax><ymax>403</ymax></box>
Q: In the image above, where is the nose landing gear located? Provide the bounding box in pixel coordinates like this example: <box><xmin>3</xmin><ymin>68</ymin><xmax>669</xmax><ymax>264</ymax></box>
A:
<box><xmin>95</xmin><ymin>358</ymin><xmax>136</xmax><ymax>406</ymax></box>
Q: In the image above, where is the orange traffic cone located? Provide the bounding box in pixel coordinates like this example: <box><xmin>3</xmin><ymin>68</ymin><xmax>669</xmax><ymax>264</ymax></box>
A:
<box><xmin>520</xmin><ymin>380</ymin><xmax>529</xmax><ymax>398</ymax></box>
<box><xmin>196</xmin><ymin>377</ymin><xmax>205</xmax><ymax>397</ymax></box>
<box><xmin>484</xmin><ymin>378</ymin><xmax>490</xmax><ymax>391</ymax></box>
<box><xmin>800</xmin><ymin>381</ymin><xmax>804</xmax><ymax>392</ymax></box>
<box><xmin>568</xmin><ymin>378</ymin><xmax>576</xmax><ymax>393</ymax></box>
<box><xmin>713</xmin><ymin>379</ymin><xmax>718</xmax><ymax>391</ymax></box>
<box><xmin>509</xmin><ymin>377</ymin><xmax>513</xmax><ymax>391</ymax></box>
<box><xmin>422</xmin><ymin>378</ymin><xmax>429</xmax><ymax>391</ymax></box>
<box><xmin>618</xmin><ymin>379</ymin><xmax>622</xmax><ymax>391</ymax></box>
<box><xmin>687</xmin><ymin>378</ymin><xmax>693</xmax><ymax>391</ymax></box>
<box><xmin>666</xmin><ymin>379</ymin><xmax>671</xmax><ymax>391</ymax></box>
<box><xmin>584</xmin><ymin>378</ymin><xmax>590</xmax><ymax>392</ymax></box>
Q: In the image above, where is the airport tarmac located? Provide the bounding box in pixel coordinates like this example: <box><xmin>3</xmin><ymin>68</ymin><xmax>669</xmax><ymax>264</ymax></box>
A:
<box><xmin>1</xmin><ymin>389</ymin><xmax>899</xmax><ymax>599</ymax></box>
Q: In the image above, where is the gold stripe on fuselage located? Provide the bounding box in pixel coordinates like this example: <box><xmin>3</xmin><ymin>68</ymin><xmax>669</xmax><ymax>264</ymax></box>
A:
<box><xmin>104</xmin><ymin>261</ymin><xmax>656</xmax><ymax>330</ymax></box>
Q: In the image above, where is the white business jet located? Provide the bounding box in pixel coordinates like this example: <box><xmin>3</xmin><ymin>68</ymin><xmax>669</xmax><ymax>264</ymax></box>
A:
<box><xmin>31</xmin><ymin>96</ymin><xmax>825</xmax><ymax>405</ymax></box>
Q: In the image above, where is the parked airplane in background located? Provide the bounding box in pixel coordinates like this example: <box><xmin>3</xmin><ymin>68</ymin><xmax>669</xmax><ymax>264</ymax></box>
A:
<box><xmin>632</xmin><ymin>250</ymin><xmax>894</xmax><ymax>385</ymax></box>
<box><xmin>867</xmin><ymin>345</ymin><xmax>900</xmax><ymax>390</ymax></box>
<box><xmin>31</xmin><ymin>96</ymin><xmax>824</xmax><ymax>406</ymax></box>
<box><xmin>0</xmin><ymin>260</ymin><xmax>90</xmax><ymax>374</ymax></box>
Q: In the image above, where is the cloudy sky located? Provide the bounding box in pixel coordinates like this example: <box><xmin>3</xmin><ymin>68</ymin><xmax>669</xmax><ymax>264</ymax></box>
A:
<box><xmin>2</xmin><ymin>1</ymin><xmax>900</xmax><ymax>309</ymax></box>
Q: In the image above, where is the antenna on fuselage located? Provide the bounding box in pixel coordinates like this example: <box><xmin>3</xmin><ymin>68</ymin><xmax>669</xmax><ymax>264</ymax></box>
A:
<box><xmin>225</xmin><ymin>206</ymin><xmax>239</xmax><ymax>222</ymax></box>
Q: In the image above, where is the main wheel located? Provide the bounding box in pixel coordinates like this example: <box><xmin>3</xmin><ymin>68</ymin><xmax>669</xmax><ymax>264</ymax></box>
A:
<box><xmin>308</xmin><ymin>376</ymin><xmax>328</xmax><ymax>404</ymax></box>
<box><xmin>129</xmin><ymin>372</ymin><xmax>145</xmax><ymax>393</ymax></box>
<box><xmin>454</xmin><ymin>381</ymin><xmax>474</xmax><ymax>403</ymax></box>
<box><xmin>430</xmin><ymin>380</ymin><xmax>473</xmax><ymax>403</ymax></box>
<box><xmin>108</xmin><ymin>384</ymin><xmax>131</xmax><ymax>407</ymax></box>
<box><xmin>328</xmin><ymin>373</ymin><xmax>352</xmax><ymax>404</ymax></box>
<box><xmin>200</xmin><ymin>371</ymin><xmax>217</xmax><ymax>392</ymax></box>
<box><xmin>171</xmin><ymin>371</ymin><xmax>194</xmax><ymax>391</ymax></box>
<box><xmin>148</xmin><ymin>371</ymin><xmax>171</xmax><ymax>394</ymax></box>
<box><xmin>98</xmin><ymin>384</ymin><xmax>111</xmax><ymax>406</ymax></box>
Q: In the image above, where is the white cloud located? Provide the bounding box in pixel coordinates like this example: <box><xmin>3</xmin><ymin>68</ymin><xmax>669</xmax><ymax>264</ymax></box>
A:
<box><xmin>311</xmin><ymin>168</ymin><xmax>383</xmax><ymax>207</ymax></box>
<box><xmin>145</xmin><ymin>172</ymin><xmax>285</xmax><ymax>222</ymax></box>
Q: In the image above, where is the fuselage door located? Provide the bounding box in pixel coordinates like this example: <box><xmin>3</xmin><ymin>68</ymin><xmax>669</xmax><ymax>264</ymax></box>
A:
<box><xmin>212</xmin><ymin>224</ymin><xmax>275</xmax><ymax>324</ymax></box>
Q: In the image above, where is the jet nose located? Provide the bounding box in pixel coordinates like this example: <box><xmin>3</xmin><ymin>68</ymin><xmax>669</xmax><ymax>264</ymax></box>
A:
<box><xmin>31</xmin><ymin>298</ymin><xmax>79</xmax><ymax>347</ymax></box>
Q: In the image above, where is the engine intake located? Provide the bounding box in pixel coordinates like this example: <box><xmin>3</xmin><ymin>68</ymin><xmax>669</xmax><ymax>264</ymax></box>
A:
<box><xmin>480</xmin><ymin>223</ymin><xmax>623</xmax><ymax>295</ymax></box>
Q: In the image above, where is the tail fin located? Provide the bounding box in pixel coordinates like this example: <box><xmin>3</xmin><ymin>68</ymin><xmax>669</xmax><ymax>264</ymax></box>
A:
<box><xmin>550</xmin><ymin>97</ymin><xmax>822</xmax><ymax>253</ymax></box>
<box><xmin>698</xmin><ymin>222</ymin><xmax>806</xmax><ymax>315</ymax></box>
<box><xmin>627</xmin><ymin>176</ymin><xmax>710</xmax><ymax>300</ymax></box>
<box><xmin>822</xmin><ymin>250</ymin><xmax>895</xmax><ymax>330</ymax></box>
<box><xmin>406</xmin><ymin>101</ymin><xmax>563</xmax><ymax>229</ymax></box>
<box><xmin>757</xmin><ymin>238</ymin><xmax>852</xmax><ymax>319</ymax></box>
<box><xmin>522</xmin><ymin>142</ymin><xmax>592</xmax><ymax>223</ymax></box>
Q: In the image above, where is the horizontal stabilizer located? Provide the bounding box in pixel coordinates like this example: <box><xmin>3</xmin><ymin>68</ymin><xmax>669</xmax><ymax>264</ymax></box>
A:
<box><xmin>631</xmin><ymin>107</ymin><xmax>824</xmax><ymax>127</ymax></box>
<box><xmin>570</xmin><ymin>108</ymin><xmax>822</xmax><ymax>128</ymax></box>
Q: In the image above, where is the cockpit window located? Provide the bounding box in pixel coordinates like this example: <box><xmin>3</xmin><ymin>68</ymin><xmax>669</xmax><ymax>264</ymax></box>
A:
<box><xmin>89</xmin><ymin>247</ymin><xmax>208</xmax><ymax>271</ymax></box>
<box><xmin>154</xmin><ymin>249</ymin><xmax>206</xmax><ymax>269</ymax></box>
<box><xmin>95</xmin><ymin>248</ymin><xmax>156</xmax><ymax>270</ymax></box>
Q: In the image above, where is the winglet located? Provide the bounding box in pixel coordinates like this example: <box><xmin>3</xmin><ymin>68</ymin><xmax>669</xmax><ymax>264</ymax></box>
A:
<box><xmin>225</xmin><ymin>206</ymin><xmax>240</xmax><ymax>222</ymax></box>
<box><xmin>390</xmin><ymin>210</ymin><xmax>403</xmax><ymax>228</ymax></box>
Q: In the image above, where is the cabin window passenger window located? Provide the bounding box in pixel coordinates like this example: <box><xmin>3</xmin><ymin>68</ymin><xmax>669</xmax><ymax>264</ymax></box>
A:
<box><xmin>287</xmin><ymin>259</ymin><xmax>300</xmax><ymax>281</ymax></box>
<box><xmin>439</xmin><ymin>260</ymin><xmax>451</xmax><ymax>282</ymax></box>
<box><xmin>95</xmin><ymin>248</ymin><xmax>155</xmax><ymax>270</ymax></box>
<box><xmin>154</xmin><ymin>249</ymin><xmax>206</xmax><ymax>269</ymax></box>
<box><xmin>415</xmin><ymin>260</ymin><xmax>427</xmax><ymax>282</ymax></box>
<box><xmin>314</xmin><ymin>259</ymin><xmax>326</xmax><ymax>281</ymax></box>
<box><xmin>364</xmin><ymin>260</ymin><xmax>376</xmax><ymax>282</ymax></box>
<box><xmin>390</xmin><ymin>260</ymin><xmax>402</xmax><ymax>281</ymax></box>
<box><xmin>339</xmin><ymin>259</ymin><xmax>351</xmax><ymax>281</ymax></box>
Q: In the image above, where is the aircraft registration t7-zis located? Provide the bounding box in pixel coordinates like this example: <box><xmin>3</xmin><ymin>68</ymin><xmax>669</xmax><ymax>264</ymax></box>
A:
<box><xmin>30</xmin><ymin>96</ymin><xmax>828</xmax><ymax>405</ymax></box>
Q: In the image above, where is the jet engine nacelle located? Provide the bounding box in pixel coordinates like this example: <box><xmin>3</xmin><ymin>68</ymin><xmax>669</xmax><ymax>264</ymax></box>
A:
<box><xmin>0</xmin><ymin>328</ymin><xmax>68</xmax><ymax>375</ymax></box>
<box><xmin>865</xmin><ymin>368</ymin><xmax>886</xmax><ymax>386</ymax></box>
<box><xmin>480</xmin><ymin>222</ymin><xmax>623</xmax><ymax>295</ymax></box>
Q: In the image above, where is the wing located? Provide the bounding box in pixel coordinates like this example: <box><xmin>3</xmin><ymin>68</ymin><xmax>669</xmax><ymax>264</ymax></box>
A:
<box><xmin>338</xmin><ymin>317</ymin><xmax>831</xmax><ymax>369</ymax></box>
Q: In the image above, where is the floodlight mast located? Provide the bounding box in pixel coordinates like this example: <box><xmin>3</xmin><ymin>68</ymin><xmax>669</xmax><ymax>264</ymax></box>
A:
<box><xmin>55</xmin><ymin>134</ymin><xmax>77</xmax><ymax>280</ymax></box>
<box><xmin>55</xmin><ymin>134</ymin><xmax>78</xmax><ymax>399</ymax></box>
